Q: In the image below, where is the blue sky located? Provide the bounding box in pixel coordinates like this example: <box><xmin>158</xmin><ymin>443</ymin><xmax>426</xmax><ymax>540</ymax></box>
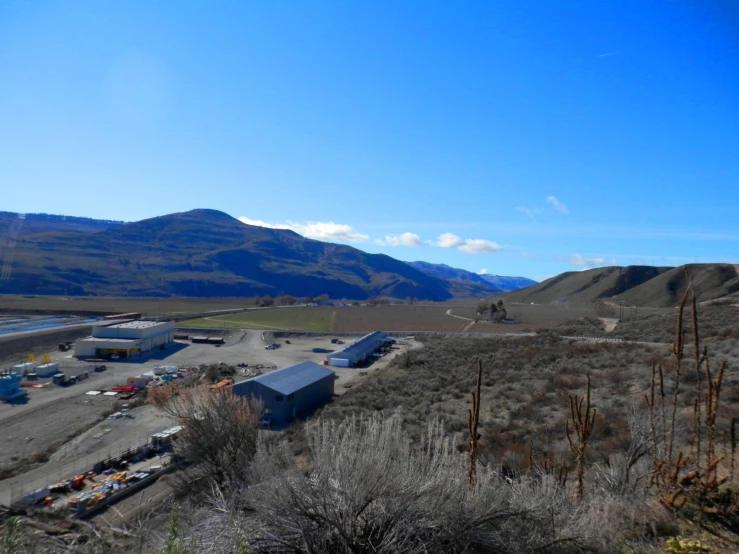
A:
<box><xmin>2</xmin><ymin>1</ymin><xmax>738</xmax><ymax>281</ymax></box>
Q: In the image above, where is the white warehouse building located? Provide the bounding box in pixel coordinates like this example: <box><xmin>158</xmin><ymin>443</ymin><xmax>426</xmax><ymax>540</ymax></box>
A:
<box><xmin>74</xmin><ymin>320</ymin><xmax>175</xmax><ymax>359</ymax></box>
<box><xmin>326</xmin><ymin>331</ymin><xmax>390</xmax><ymax>367</ymax></box>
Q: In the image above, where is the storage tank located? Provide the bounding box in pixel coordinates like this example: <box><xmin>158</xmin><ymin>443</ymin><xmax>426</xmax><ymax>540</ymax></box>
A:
<box><xmin>36</xmin><ymin>362</ymin><xmax>60</xmax><ymax>377</ymax></box>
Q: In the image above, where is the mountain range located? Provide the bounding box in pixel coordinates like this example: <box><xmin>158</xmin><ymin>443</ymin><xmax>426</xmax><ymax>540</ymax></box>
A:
<box><xmin>0</xmin><ymin>209</ymin><xmax>505</xmax><ymax>300</ymax></box>
<box><xmin>406</xmin><ymin>261</ymin><xmax>537</xmax><ymax>292</ymax></box>
<box><xmin>2</xmin><ymin>210</ymin><xmax>736</xmax><ymax>307</ymax></box>
<box><xmin>504</xmin><ymin>264</ymin><xmax>739</xmax><ymax>308</ymax></box>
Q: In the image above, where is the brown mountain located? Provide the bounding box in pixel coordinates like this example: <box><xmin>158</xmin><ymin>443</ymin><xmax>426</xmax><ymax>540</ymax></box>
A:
<box><xmin>0</xmin><ymin>209</ymin><xmax>493</xmax><ymax>300</ymax></box>
<box><xmin>505</xmin><ymin>264</ymin><xmax>739</xmax><ymax>307</ymax></box>
<box><xmin>614</xmin><ymin>264</ymin><xmax>739</xmax><ymax>307</ymax></box>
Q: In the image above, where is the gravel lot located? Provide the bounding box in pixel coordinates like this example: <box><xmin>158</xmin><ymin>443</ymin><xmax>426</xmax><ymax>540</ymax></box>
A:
<box><xmin>0</xmin><ymin>328</ymin><xmax>408</xmax><ymax>507</ymax></box>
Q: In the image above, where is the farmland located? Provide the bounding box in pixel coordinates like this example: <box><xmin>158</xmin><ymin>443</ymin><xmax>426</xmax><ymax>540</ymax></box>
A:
<box><xmin>179</xmin><ymin>302</ymin><xmax>615</xmax><ymax>333</ymax></box>
<box><xmin>334</xmin><ymin>305</ymin><xmax>469</xmax><ymax>332</ymax></box>
<box><xmin>0</xmin><ymin>295</ymin><xmax>259</xmax><ymax>316</ymax></box>
<box><xmin>182</xmin><ymin>305</ymin><xmax>474</xmax><ymax>333</ymax></box>
<box><xmin>181</xmin><ymin>307</ymin><xmax>335</xmax><ymax>332</ymax></box>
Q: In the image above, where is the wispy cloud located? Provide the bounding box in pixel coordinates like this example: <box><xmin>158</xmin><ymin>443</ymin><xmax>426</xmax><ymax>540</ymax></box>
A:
<box><xmin>516</xmin><ymin>206</ymin><xmax>539</xmax><ymax>222</ymax></box>
<box><xmin>478</xmin><ymin>269</ymin><xmax>489</xmax><ymax>275</ymax></box>
<box><xmin>238</xmin><ymin>216</ymin><xmax>368</xmax><ymax>243</ymax></box>
<box><xmin>546</xmin><ymin>195</ymin><xmax>569</xmax><ymax>215</ymax></box>
<box><xmin>434</xmin><ymin>233</ymin><xmax>502</xmax><ymax>254</ymax></box>
<box><xmin>377</xmin><ymin>232</ymin><xmax>423</xmax><ymax>247</ymax></box>
<box><xmin>567</xmin><ymin>254</ymin><xmax>617</xmax><ymax>268</ymax></box>
<box><xmin>598</xmin><ymin>51</ymin><xmax>621</xmax><ymax>58</ymax></box>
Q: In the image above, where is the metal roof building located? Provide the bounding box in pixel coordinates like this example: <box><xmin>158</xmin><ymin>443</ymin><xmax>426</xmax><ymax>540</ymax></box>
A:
<box><xmin>74</xmin><ymin>320</ymin><xmax>175</xmax><ymax>359</ymax></box>
<box><xmin>232</xmin><ymin>361</ymin><xmax>335</xmax><ymax>424</ymax></box>
<box><xmin>327</xmin><ymin>331</ymin><xmax>390</xmax><ymax>367</ymax></box>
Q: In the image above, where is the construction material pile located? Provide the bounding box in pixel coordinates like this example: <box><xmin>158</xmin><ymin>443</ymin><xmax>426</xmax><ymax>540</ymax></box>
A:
<box><xmin>67</xmin><ymin>470</ymin><xmax>150</xmax><ymax>509</ymax></box>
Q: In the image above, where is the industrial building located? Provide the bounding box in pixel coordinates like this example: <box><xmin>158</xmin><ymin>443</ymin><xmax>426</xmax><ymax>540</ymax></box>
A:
<box><xmin>326</xmin><ymin>331</ymin><xmax>391</xmax><ymax>367</ymax></box>
<box><xmin>233</xmin><ymin>361</ymin><xmax>335</xmax><ymax>424</ymax></box>
<box><xmin>74</xmin><ymin>320</ymin><xmax>175</xmax><ymax>359</ymax></box>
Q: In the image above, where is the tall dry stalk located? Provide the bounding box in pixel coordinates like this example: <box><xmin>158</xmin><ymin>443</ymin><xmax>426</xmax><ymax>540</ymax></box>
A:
<box><xmin>730</xmin><ymin>417</ymin><xmax>736</xmax><ymax>485</ymax></box>
<box><xmin>667</xmin><ymin>288</ymin><xmax>690</xmax><ymax>461</ymax></box>
<box><xmin>566</xmin><ymin>374</ymin><xmax>596</xmax><ymax>501</ymax></box>
<box><xmin>468</xmin><ymin>359</ymin><xmax>483</xmax><ymax>491</ymax></box>
<box><xmin>703</xmin><ymin>358</ymin><xmax>725</xmax><ymax>472</ymax></box>
<box><xmin>647</xmin><ymin>279</ymin><xmax>734</xmax><ymax>515</ymax></box>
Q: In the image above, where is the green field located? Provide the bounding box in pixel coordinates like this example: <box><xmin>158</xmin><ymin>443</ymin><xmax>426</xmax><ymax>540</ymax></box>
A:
<box><xmin>181</xmin><ymin>307</ymin><xmax>336</xmax><ymax>332</ymax></box>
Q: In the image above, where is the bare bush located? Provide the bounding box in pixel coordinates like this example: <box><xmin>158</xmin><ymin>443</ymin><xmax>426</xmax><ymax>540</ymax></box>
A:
<box><xmin>149</xmin><ymin>385</ymin><xmax>262</xmax><ymax>488</ymax></box>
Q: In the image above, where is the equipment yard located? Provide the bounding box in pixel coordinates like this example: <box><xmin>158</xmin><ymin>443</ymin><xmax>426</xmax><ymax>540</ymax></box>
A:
<box><xmin>0</xmin><ymin>324</ymin><xmax>414</xmax><ymax>513</ymax></box>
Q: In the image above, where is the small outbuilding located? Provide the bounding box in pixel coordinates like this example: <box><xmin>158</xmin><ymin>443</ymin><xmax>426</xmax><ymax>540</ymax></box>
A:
<box><xmin>326</xmin><ymin>331</ymin><xmax>390</xmax><ymax>367</ymax></box>
<box><xmin>232</xmin><ymin>361</ymin><xmax>335</xmax><ymax>424</ymax></box>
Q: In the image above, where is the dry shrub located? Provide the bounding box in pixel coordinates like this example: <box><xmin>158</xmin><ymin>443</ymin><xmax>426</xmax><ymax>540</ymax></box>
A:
<box><xmin>152</xmin><ymin>412</ymin><xmax>664</xmax><ymax>554</ymax></box>
<box><xmin>149</xmin><ymin>385</ymin><xmax>262</xmax><ymax>489</ymax></box>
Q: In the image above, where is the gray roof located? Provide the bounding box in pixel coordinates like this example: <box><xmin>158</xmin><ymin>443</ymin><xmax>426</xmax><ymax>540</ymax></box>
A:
<box><xmin>250</xmin><ymin>361</ymin><xmax>335</xmax><ymax>395</ymax></box>
<box><xmin>328</xmin><ymin>331</ymin><xmax>386</xmax><ymax>360</ymax></box>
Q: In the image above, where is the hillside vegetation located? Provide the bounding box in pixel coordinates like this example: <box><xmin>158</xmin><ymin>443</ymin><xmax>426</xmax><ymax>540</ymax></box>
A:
<box><xmin>0</xmin><ymin>210</ymin><xmax>494</xmax><ymax>300</ymax></box>
<box><xmin>507</xmin><ymin>264</ymin><xmax>739</xmax><ymax>307</ymax></box>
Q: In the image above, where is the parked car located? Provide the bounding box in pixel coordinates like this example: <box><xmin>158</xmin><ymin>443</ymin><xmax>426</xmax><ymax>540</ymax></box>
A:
<box><xmin>265</xmin><ymin>344</ymin><xmax>276</xmax><ymax>350</ymax></box>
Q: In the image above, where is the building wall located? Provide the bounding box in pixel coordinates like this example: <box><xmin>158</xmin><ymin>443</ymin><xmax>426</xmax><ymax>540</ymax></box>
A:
<box><xmin>75</xmin><ymin>323</ymin><xmax>174</xmax><ymax>358</ymax></box>
<box><xmin>233</xmin><ymin>374</ymin><xmax>335</xmax><ymax>424</ymax></box>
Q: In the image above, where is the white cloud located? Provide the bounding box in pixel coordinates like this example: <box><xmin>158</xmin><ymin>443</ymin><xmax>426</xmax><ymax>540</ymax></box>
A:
<box><xmin>379</xmin><ymin>232</ymin><xmax>423</xmax><ymax>247</ymax></box>
<box><xmin>436</xmin><ymin>232</ymin><xmax>465</xmax><ymax>248</ymax></box>
<box><xmin>459</xmin><ymin>239</ymin><xmax>503</xmax><ymax>254</ymax></box>
<box><xmin>434</xmin><ymin>233</ymin><xmax>503</xmax><ymax>254</ymax></box>
<box><xmin>292</xmin><ymin>221</ymin><xmax>369</xmax><ymax>242</ymax></box>
<box><xmin>546</xmin><ymin>195</ymin><xmax>569</xmax><ymax>215</ymax></box>
<box><xmin>478</xmin><ymin>269</ymin><xmax>489</xmax><ymax>275</ymax></box>
<box><xmin>569</xmin><ymin>254</ymin><xmax>606</xmax><ymax>267</ymax></box>
<box><xmin>238</xmin><ymin>216</ymin><xmax>368</xmax><ymax>243</ymax></box>
<box><xmin>238</xmin><ymin>216</ymin><xmax>290</xmax><ymax>230</ymax></box>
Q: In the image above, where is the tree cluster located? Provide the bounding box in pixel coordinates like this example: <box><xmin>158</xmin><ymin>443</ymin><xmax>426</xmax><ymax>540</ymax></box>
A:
<box><xmin>477</xmin><ymin>299</ymin><xmax>507</xmax><ymax>322</ymax></box>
